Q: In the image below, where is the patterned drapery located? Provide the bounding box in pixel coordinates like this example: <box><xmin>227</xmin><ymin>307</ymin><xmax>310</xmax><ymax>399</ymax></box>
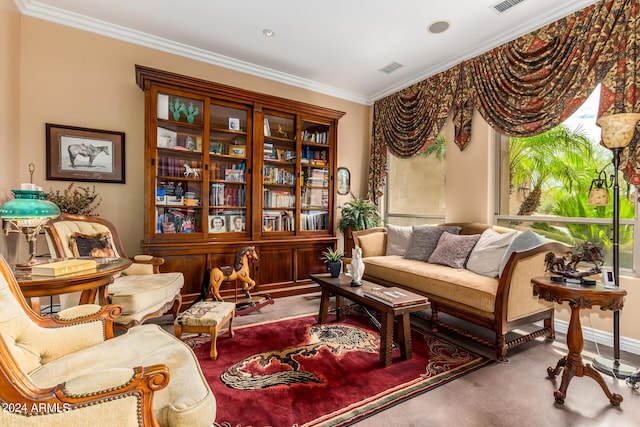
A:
<box><xmin>369</xmin><ymin>66</ymin><xmax>461</xmax><ymax>202</ymax></box>
<box><xmin>369</xmin><ymin>0</ymin><xmax>640</xmax><ymax>200</ymax></box>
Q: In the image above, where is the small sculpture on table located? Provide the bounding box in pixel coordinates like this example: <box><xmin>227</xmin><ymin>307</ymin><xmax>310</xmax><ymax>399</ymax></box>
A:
<box><xmin>545</xmin><ymin>241</ymin><xmax>604</xmax><ymax>284</ymax></box>
<box><xmin>350</xmin><ymin>245</ymin><xmax>365</xmax><ymax>287</ymax></box>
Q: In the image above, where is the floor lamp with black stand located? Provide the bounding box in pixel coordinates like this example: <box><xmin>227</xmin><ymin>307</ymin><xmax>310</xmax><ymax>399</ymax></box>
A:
<box><xmin>589</xmin><ymin>113</ymin><xmax>640</xmax><ymax>383</ymax></box>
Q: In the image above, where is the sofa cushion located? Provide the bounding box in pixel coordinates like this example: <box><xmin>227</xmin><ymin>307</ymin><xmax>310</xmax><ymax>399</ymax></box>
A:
<box><xmin>385</xmin><ymin>224</ymin><xmax>413</xmax><ymax>256</ymax></box>
<box><xmin>428</xmin><ymin>232</ymin><xmax>481</xmax><ymax>269</ymax></box>
<box><xmin>404</xmin><ymin>225</ymin><xmax>461</xmax><ymax>261</ymax></box>
<box><xmin>467</xmin><ymin>229</ymin><xmax>517</xmax><ymax>277</ymax></box>
<box><xmin>499</xmin><ymin>230</ymin><xmax>546</xmax><ymax>277</ymax></box>
<box><xmin>109</xmin><ymin>272</ymin><xmax>183</xmax><ymax>322</ymax></box>
<box><xmin>357</xmin><ymin>233</ymin><xmax>387</xmax><ymax>258</ymax></box>
<box><xmin>363</xmin><ymin>256</ymin><xmax>498</xmax><ymax>315</ymax></box>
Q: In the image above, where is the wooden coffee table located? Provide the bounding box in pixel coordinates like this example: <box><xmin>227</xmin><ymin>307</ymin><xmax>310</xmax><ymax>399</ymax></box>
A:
<box><xmin>311</xmin><ymin>273</ymin><xmax>429</xmax><ymax>367</ymax></box>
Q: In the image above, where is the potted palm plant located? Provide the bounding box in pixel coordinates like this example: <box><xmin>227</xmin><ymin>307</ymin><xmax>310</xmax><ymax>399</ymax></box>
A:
<box><xmin>337</xmin><ymin>197</ymin><xmax>382</xmax><ymax>257</ymax></box>
<box><xmin>321</xmin><ymin>247</ymin><xmax>344</xmax><ymax>278</ymax></box>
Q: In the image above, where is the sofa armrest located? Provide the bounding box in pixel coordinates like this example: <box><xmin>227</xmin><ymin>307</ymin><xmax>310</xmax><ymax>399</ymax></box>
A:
<box><xmin>499</xmin><ymin>242</ymin><xmax>570</xmax><ymax>322</ymax></box>
<box><xmin>352</xmin><ymin>227</ymin><xmax>387</xmax><ymax>257</ymax></box>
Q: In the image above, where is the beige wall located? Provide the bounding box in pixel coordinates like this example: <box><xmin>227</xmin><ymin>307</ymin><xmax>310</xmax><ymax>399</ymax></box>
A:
<box><xmin>11</xmin><ymin>16</ymin><xmax>369</xmax><ymax>257</ymax></box>
<box><xmin>0</xmin><ymin>0</ymin><xmax>21</xmax><ymax>263</ymax></box>
<box><xmin>5</xmin><ymin>9</ymin><xmax>640</xmax><ymax>350</ymax></box>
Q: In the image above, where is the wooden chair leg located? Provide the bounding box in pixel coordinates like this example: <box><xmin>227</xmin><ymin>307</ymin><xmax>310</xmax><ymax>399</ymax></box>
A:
<box><xmin>228</xmin><ymin>311</ymin><xmax>235</xmax><ymax>337</ymax></box>
<box><xmin>174</xmin><ymin>324</ymin><xmax>183</xmax><ymax>339</ymax></box>
<box><xmin>209</xmin><ymin>325</ymin><xmax>219</xmax><ymax>359</ymax></box>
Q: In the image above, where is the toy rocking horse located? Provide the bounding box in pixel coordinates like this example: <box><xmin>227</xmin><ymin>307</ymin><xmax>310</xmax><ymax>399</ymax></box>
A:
<box><xmin>199</xmin><ymin>246</ymin><xmax>258</xmax><ymax>302</ymax></box>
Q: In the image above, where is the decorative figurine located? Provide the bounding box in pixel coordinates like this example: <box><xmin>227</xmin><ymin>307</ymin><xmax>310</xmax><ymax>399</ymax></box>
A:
<box><xmin>544</xmin><ymin>241</ymin><xmax>604</xmax><ymax>280</ymax></box>
<box><xmin>200</xmin><ymin>246</ymin><xmax>258</xmax><ymax>301</ymax></box>
<box><xmin>350</xmin><ymin>245</ymin><xmax>365</xmax><ymax>287</ymax></box>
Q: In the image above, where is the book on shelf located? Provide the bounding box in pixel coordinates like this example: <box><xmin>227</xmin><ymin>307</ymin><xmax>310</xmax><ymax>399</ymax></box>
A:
<box><xmin>363</xmin><ymin>287</ymin><xmax>427</xmax><ymax>307</ymax></box>
<box><xmin>31</xmin><ymin>259</ymin><xmax>98</xmax><ymax>276</ymax></box>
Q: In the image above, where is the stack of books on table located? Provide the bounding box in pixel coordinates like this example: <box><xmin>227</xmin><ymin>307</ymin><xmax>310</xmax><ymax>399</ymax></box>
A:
<box><xmin>31</xmin><ymin>259</ymin><xmax>98</xmax><ymax>276</ymax></box>
<box><xmin>364</xmin><ymin>287</ymin><xmax>428</xmax><ymax>307</ymax></box>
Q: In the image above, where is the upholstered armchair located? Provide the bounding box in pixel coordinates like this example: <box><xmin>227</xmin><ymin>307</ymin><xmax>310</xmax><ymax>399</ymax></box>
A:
<box><xmin>0</xmin><ymin>254</ymin><xmax>216</xmax><ymax>426</ymax></box>
<box><xmin>45</xmin><ymin>214</ymin><xmax>183</xmax><ymax>329</ymax></box>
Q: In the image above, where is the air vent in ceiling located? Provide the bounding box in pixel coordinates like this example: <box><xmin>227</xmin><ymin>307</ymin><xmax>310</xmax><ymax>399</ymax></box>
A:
<box><xmin>378</xmin><ymin>62</ymin><xmax>403</xmax><ymax>74</ymax></box>
<box><xmin>491</xmin><ymin>0</ymin><xmax>525</xmax><ymax>14</ymax></box>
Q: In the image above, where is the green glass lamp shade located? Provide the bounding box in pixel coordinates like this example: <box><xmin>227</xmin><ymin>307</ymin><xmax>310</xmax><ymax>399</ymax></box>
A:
<box><xmin>0</xmin><ymin>190</ymin><xmax>60</xmax><ymax>227</ymax></box>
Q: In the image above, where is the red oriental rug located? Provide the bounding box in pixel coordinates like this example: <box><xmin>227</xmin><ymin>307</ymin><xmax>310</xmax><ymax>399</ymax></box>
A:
<box><xmin>188</xmin><ymin>313</ymin><xmax>491</xmax><ymax>427</ymax></box>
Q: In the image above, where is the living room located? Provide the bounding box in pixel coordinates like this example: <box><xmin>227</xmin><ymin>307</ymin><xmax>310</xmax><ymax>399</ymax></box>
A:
<box><xmin>2</xmin><ymin>0</ymin><xmax>640</xmax><ymax>424</ymax></box>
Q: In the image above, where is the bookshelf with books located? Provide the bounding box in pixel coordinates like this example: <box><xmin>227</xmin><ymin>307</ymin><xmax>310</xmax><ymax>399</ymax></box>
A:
<box><xmin>137</xmin><ymin>65</ymin><xmax>344</xmax><ymax>306</ymax></box>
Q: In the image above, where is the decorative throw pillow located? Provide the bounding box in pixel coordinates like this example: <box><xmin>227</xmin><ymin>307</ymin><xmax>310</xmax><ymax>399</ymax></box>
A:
<box><xmin>404</xmin><ymin>225</ymin><xmax>461</xmax><ymax>262</ymax></box>
<box><xmin>385</xmin><ymin>224</ymin><xmax>413</xmax><ymax>256</ymax></box>
<box><xmin>428</xmin><ymin>232</ymin><xmax>481</xmax><ymax>269</ymax></box>
<box><xmin>498</xmin><ymin>230</ymin><xmax>546</xmax><ymax>277</ymax></box>
<box><xmin>357</xmin><ymin>233</ymin><xmax>386</xmax><ymax>258</ymax></box>
<box><xmin>69</xmin><ymin>232</ymin><xmax>115</xmax><ymax>258</ymax></box>
<box><xmin>466</xmin><ymin>229</ymin><xmax>517</xmax><ymax>277</ymax></box>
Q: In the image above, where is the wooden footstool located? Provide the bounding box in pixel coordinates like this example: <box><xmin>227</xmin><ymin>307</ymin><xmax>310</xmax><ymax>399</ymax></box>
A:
<box><xmin>175</xmin><ymin>301</ymin><xmax>235</xmax><ymax>359</ymax></box>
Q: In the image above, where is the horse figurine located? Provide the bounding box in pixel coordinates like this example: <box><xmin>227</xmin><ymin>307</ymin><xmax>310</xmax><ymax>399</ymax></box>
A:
<box><xmin>183</xmin><ymin>163</ymin><xmax>201</xmax><ymax>178</ymax></box>
<box><xmin>199</xmin><ymin>246</ymin><xmax>258</xmax><ymax>302</ymax></box>
<box><xmin>544</xmin><ymin>251</ymin><xmax>566</xmax><ymax>273</ymax></box>
<box><xmin>566</xmin><ymin>242</ymin><xmax>604</xmax><ymax>272</ymax></box>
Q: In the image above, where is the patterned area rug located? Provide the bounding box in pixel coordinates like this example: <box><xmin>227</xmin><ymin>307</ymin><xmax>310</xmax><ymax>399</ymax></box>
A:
<box><xmin>187</xmin><ymin>313</ymin><xmax>491</xmax><ymax>427</ymax></box>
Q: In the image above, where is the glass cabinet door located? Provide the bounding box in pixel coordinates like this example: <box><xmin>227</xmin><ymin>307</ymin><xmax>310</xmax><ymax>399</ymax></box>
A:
<box><xmin>208</xmin><ymin>103</ymin><xmax>250</xmax><ymax>234</ymax></box>
<box><xmin>300</xmin><ymin>120</ymin><xmax>331</xmax><ymax>231</ymax></box>
<box><xmin>262</xmin><ymin>113</ymin><xmax>296</xmax><ymax>233</ymax></box>
<box><xmin>155</xmin><ymin>92</ymin><xmax>204</xmax><ymax>234</ymax></box>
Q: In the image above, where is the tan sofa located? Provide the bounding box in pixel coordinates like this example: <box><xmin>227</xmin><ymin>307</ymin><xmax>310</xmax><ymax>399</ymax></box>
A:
<box><xmin>352</xmin><ymin>223</ymin><xmax>569</xmax><ymax>361</ymax></box>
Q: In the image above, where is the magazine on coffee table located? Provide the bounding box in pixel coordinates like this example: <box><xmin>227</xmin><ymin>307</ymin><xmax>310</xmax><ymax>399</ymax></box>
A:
<box><xmin>364</xmin><ymin>286</ymin><xmax>427</xmax><ymax>307</ymax></box>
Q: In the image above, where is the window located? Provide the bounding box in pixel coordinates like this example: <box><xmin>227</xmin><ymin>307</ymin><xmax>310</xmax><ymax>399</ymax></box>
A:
<box><xmin>494</xmin><ymin>88</ymin><xmax>637</xmax><ymax>272</ymax></box>
<box><xmin>385</xmin><ymin>134</ymin><xmax>446</xmax><ymax>225</ymax></box>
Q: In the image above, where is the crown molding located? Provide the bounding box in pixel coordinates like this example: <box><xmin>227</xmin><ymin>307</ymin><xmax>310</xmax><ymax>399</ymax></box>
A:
<box><xmin>14</xmin><ymin>0</ymin><xmax>599</xmax><ymax>105</ymax></box>
<box><xmin>14</xmin><ymin>0</ymin><xmax>371</xmax><ymax>105</ymax></box>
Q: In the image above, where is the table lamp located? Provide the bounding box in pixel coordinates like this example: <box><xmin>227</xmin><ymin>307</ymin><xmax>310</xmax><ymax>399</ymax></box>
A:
<box><xmin>0</xmin><ymin>187</ymin><xmax>60</xmax><ymax>267</ymax></box>
<box><xmin>591</xmin><ymin>112</ymin><xmax>640</xmax><ymax>380</ymax></box>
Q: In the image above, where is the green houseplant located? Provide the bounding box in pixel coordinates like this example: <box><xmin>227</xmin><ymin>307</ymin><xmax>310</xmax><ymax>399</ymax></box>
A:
<box><xmin>47</xmin><ymin>183</ymin><xmax>102</xmax><ymax>216</ymax></box>
<box><xmin>337</xmin><ymin>197</ymin><xmax>382</xmax><ymax>257</ymax></box>
<box><xmin>321</xmin><ymin>247</ymin><xmax>344</xmax><ymax>278</ymax></box>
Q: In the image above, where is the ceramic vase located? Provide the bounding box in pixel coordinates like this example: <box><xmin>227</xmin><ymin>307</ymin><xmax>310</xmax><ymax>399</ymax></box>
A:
<box><xmin>328</xmin><ymin>261</ymin><xmax>342</xmax><ymax>278</ymax></box>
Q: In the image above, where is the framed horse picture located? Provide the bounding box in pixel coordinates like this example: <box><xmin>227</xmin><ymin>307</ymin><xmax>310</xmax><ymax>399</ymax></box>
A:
<box><xmin>46</xmin><ymin>123</ymin><xmax>125</xmax><ymax>183</ymax></box>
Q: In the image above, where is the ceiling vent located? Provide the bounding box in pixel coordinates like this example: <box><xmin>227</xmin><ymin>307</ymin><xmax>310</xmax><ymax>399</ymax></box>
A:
<box><xmin>378</xmin><ymin>62</ymin><xmax>403</xmax><ymax>74</ymax></box>
<box><xmin>491</xmin><ymin>0</ymin><xmax>525</xmax><ymax>14</ymax></box>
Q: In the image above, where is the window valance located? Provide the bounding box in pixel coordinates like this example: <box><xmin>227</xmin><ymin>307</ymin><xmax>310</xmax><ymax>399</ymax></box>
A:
<box><xmin>370</xmin><ymin>0</ymin><xmax>640</xmax><ymax>201</ymax></box>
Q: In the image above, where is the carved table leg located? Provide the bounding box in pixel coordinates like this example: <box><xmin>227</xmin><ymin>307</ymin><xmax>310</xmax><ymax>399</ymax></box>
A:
<box><xmin>551</xmin><ymin>303</ymin><xmax>623</xmax><ymax>405</ymax></box>
<box><xmin>583</xmin><ymin>363</ymin><xmax>624</xmax><ymax>406</ymax></box>
<box><xmin>547</xmin><ymin>356</ymin><xmax>567</xmax><ymax>379</ymax></box>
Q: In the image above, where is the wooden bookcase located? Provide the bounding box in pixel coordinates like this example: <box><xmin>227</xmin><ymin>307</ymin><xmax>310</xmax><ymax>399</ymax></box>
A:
<box><xmin>135</xmin><ymin>65</ymin><xmax>345</xmax><ymax>305</ymax></box>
